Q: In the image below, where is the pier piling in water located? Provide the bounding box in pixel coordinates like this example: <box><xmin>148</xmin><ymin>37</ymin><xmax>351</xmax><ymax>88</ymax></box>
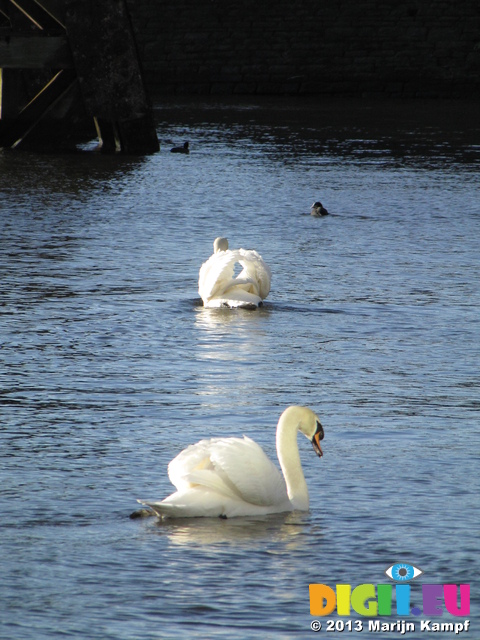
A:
<box><xmin>0</xmin><ymin>0</ymin><xmax>159</xmax><ymax>152</ymax></box>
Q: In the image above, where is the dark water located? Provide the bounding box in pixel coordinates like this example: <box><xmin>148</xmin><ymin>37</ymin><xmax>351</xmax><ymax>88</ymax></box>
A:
<box><xmin>1</xmin><ymin>98</ymin><xmax>479</xmax><ymax>639</ymax></box>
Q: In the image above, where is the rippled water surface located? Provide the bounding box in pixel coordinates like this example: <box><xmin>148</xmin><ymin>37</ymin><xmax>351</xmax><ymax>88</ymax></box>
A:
<box><xmin>1</xmin><ymin>98</ymin><xmax>479</xmax><ymax>639</ymax></box>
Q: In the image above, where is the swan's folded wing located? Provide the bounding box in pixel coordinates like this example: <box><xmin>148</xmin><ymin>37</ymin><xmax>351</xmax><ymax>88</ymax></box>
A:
<box><xmin>210</xmin><ymin>436</ymin><xmax>288</xmax><ymax>507</ymax></box>
<box><xmin>166</xmin><ymin>437</ymin><xmax>269</xmax><ymax>505</ymax></box>
<box><xmin>198</xmin><ymin>250</ymin><xmax>238</xmax><ymax>302</ymax></box>
<box><xmin>185</xmin><ymin>469</ymin><xmax>243</xmax><ymax>501</ymax></box>
<box><xmin>238</xmin><ymin>249</ymin><xmax>271</xmax><ymax>299</ymax></box>
<box><xmin>167</xmin><ymin>439</ymin><xmax>221</xmax><ymax>491</ymax></box>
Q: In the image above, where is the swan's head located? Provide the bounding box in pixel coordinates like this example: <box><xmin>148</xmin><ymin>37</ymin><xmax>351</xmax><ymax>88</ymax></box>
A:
<box><xmin>311</xmin><ymin>419</ymin><xmax>324</xmax><ymax>457</ymax></box>
<box><xmin>213</xmin><ymin>237</ymin><xmax>229</xmax><ymax>253</ymax></box>
<box><xmin>281</xmin><ymin>405</ymin><xmax>324</xmax><ymax>457</ymax></box>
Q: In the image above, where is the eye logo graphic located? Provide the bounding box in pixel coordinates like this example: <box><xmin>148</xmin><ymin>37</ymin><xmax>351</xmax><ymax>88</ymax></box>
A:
<box><xmin>309</xmin><ymin>563</ymin><xmax>470</xmax><ymax>618</ymax></box>
<box><xmin>385</xmin><ymin>562</ymin><xmax>423</xmax><ymax>582</ymax></box>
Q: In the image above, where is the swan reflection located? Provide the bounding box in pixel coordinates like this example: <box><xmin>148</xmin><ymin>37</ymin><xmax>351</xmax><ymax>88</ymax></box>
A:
<box><xmin>194</xmin><ymin>305</ymin><xmax>271</xmax><ymax>361</ymax></box>
<box><xmin>149</xmin><ymin>511</ymin><xmax>313</xmax><ymax>550</ymax></box>
<box><xmin>193</xmin><ymin>306</ymin><xmax>272</xmax><ymax>404</ymax></box>
<box><xmin>195</xmin><ymin>305</ymin><xmax>271</xmax><ymax>331</ymax></box>
<box><xmin>194</xmin><ymin>305</ymin><xmax>270</xmax><ymax>366</ymax></box>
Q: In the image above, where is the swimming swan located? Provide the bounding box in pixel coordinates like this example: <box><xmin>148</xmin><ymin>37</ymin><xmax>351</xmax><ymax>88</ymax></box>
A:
<box><xmin>198</xmin><ymin>237</ymin><xmax>271</xmax><ymax>309</ymax></box>
<box><xmin>137</xmin><ymin>406</ymin><xmax>324</xmax><ymax>519</ymax></box>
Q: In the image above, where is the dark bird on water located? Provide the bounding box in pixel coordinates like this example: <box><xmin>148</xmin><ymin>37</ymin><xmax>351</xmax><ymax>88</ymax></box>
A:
<box><xmin>171</xmin><ymin>141</ymin><xmax>189</xmax><ymax>154</ymax></box>
<box><xmin>310</xmin><ymin>201</ymin><xmax>329</xmax><ymax>216</ymax></box>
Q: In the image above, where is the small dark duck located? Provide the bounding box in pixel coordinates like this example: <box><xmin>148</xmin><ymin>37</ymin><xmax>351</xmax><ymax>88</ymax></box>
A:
<box><xmin>170</xmin><ymin>141</ymin><xmax>189</xmax><ymax>154</ymax></box>
<box><xmin>310</xmin><ymin>201</ymin><xmax>329</xmax><ymax>216</ymax></box>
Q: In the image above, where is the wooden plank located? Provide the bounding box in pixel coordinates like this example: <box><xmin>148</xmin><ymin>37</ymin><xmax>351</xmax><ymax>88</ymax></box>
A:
<box><xmin>32</xmin><ymin>0</ymin><xmax>66</xmax><ymax>28</ymax></box>
<box><xmin>8</xmin><ymin>0</ymin><xmax>63</xmax><ymax>31</ymax></box>
<box><xmin>12</xmin><ymin>68</ymin><xmax>78</xmax><ymax>147</ymax></box>
<box><xmin>0</xmin><ymin>68</ymin><xmax>77</xmax><ymax>146</ymax></box>
<box><xmin>19</xmin><ymin>68</ymin><xmax>76</xmax><ymax>115</ymax></box>
<box><xmin>0</xmin><ymin>35</ymin><xmax>73</xmax><ymax>68</ymax></box>
<box><xmin>0</xmin><ymin>4</ymin><xmax>9</xmax><ymax>25</ymax></box>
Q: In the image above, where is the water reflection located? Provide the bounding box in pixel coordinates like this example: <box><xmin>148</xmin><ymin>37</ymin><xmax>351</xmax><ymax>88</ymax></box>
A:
<box><xmin>194</xmin><ymin>306</ymin><xmax>271</xmax><ymax>370</ymax></box>
<box><xmin>146</xmin><ymin>511</ymin><xmax>316</xmax><ymax>550</ymax></box>
<box><xmin>195</xmin><ymin>305</ymin><xmax>271</xmax><ymax>331</ymax></box>
<box><xmin>155</xmin><ymin>97</ymin><xmax>480</xmax><ymax>169</ymax></box>
<box><xmin>0</xmin><ymin>148</ymin><xmax>148</xmax><ymax>199</ymax></box>
<box><xmin>193</xmin><ymin>307</ymin><xmax>273</xmax><ymax>409</ymax></box>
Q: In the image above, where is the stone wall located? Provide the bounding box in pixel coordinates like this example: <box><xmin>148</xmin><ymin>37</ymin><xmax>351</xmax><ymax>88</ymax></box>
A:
<box><xmin>128</xmin><ymin>0</ymin><xmax>480</xmax><ymax>98</ymax></box>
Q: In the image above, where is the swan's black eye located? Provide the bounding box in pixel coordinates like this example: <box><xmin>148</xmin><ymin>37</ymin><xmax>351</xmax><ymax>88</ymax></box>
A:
<box><xmin>315</xmin><ymin>420</ymin><xmax>324</xmax><ymax>440</ymax></box>
<box><xmin>385</xmin><ymin>563</ymin><xmax>423</xmax><ymax>582</ymax></box>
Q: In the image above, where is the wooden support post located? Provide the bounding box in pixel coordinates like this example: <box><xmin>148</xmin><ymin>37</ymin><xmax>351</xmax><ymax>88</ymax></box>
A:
<box><xmin>94</xmin><ymin>117</ymin><xmax>120</xmax><ymax>153</ymax></box>
<box><xmin>65</xmin><ymin>0</ymin><xmax>159</xmax><ymax>154</ymax></box>
<box><xmin>0</xmin><ymin>0</ymin><xmax>159</xmax><ymax>153</ymax></box>
<box><xmin>0</xmin><ymin>68</ymin><xmax>23</xmax><ymax>120</ymax></box>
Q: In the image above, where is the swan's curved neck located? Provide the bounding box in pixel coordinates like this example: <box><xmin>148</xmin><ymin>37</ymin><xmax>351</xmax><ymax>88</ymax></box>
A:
<box><xmin>276</xmin><ymin>412</ymin><xmax>309</xmax><ymax>510</ymax></box>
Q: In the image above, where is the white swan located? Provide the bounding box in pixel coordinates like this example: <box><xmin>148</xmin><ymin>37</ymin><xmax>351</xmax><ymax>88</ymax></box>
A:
<box><xmin>137</xmin><ymin>406</ymin><xmax>324</xmax><ymax>519</ymax></box>
<box><xmin>198</xmin><ymin>237</ymin><xmax>271</xmax><ymax>309</ymax></box>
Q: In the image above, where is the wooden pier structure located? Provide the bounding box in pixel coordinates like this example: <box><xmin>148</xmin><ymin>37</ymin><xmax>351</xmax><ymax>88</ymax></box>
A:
<box><xmin>0</xmin><ymin>0</ymin><xmax>159</xmax><ymax>152</ymax></box>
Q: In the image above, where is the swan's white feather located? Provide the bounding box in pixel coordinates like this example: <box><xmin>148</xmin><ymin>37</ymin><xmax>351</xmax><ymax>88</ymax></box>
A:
<box><xmin>198</xmin><ymin>245</ymin><xmax>271</xmax><ymax>308</ymax></box>
<box><xmin>138</xmin><ymin>436</ymin><xmax>290</xmax><ymax>518</ymax></box>
<box><xmin>170</xmin><ymin>436</ymin><xmax>288</xmax><ymax>506</ymax></box>
<box><xmin>198</xmin><ymin>251</ymin><xmax>238</xmax><ymax>302</ymax></box>
<box><xmin>208</xmin><ymin>436</ymin><xmax>288</xmax><ymax>506</ymax></box>
<box><xmin>167</xmin><ymin>439</ymin><xmax>217</xmax><ymax>491</ymax></box>
<box><xmin>237</xmin><ymin>249</ymin><xmax>271</xmax><ymax>300</ymax></box>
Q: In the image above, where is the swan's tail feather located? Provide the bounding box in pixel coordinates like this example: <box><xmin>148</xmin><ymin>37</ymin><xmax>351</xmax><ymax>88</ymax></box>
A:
<box><xmin>203</xmin><ymin>290</ymin><xmax>262</xmax><ymax>308</ymax></box>
<box><xmin>136</xmin><ymin>493</ymin><xmax>215</xmax><ymax>517</ymax></box>
<box><xmin>137</xmin><ymin>499</ymin><xmax>188</xmax><ymax>518</ymax></box>
<box><xmin>136</xmin><ymin>499</ymin><xmax>164</xmax><ymax>516</ymax></box>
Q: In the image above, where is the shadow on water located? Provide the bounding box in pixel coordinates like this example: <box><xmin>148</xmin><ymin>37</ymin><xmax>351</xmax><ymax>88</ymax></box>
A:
<box><xmin>0</xmin><ymin>148</ymin><xmax>149</xmax><ymax>198</ymax></box>
<box><xmin>271</xmin><ymin>302</ymin><xmax>350</xmax><ymax>316</ymax></box>
<box><xmin>155</xmin><ymin>96</ymin><xmax>480</xmax><ymax>168</ymax></box>
<box><xmin>191</xmin><ymin>301</ymin><xmax>350</xmax><ymax>320</ymax></box>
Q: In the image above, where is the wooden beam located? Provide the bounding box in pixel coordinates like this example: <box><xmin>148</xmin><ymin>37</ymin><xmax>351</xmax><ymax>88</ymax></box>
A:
<box><xmin>0</xmin><ymin>6</ymin><xmax>10</xmax><ymax>25</ymax></box>
<box><xmin>0</xmin><ymin>68</ymin><xmax>77</xmax><ymax>146</ymax></box>
<box><xmin>0</xmin><ymin>35</ymin><xmax>73</xmax><ymax>68</ymax></box>
<box><xmin>8</xmin><ymin>0</ymin><xmax>63</xmax><ymax>31</ymax></box>
<box><xmin>32</xmin><ymin>0</ymin><xmax>66</xmax><ymax>28</ymax></box>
